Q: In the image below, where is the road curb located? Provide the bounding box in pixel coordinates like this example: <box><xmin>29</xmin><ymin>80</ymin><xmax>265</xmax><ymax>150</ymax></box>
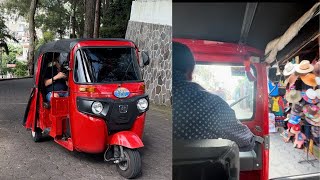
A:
<box><xmin>0</xmin><ymin>77</ymin><xmax>33</xmax><ymax>81</ymax></box>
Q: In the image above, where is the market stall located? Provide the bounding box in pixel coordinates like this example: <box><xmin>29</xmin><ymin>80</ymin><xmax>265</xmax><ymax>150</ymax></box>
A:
<box><xmin>266</xmin><ymin>3</ymin><xmax>320</xmax><ymax>161</ymax></box>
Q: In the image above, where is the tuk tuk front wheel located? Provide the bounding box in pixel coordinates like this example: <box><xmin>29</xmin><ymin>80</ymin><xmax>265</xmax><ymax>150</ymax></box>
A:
<box><xmin>31</xmin><ymin>128</ymin><xmax>42</xmax><ymax>142</ymax></box>
<box><xmin>116</xmin><ymin>148</ymin><xmax>141</xmax><ymax>179</ymax></box>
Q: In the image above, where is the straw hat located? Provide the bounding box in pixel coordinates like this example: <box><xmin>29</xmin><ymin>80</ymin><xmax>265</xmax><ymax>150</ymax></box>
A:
<box><xmin>302</xmin><ymin>104</ymin><xmax>320</xmax><ymax>121</ymax></box>
<box><xmin>302</xmin><ymin>89</ymin><xmax>319</xmax><ymax>104</ymax></box>
<box><xmin>285</xmin><ymin>90</ymin><xmax>302</xmax><ymax>103</ymax></box>
<box><xmin>283</xmin><ymin>62</ymin><xmax>296</xmax><ymax>76</ymax></box>
<box><xmin>295</xmin><ymin>60</ymin><xmax>314</xmax><ymax>74</ymax></box>
<box><xmin>300</xmin><ymin>73</ymin><xmax>317</xmax><ymax>87</ymax></box>
<box><xmin>313</xmin><ymin>62</ymin><xmax>320</xmax><ymax>77</ymax></box>
<box><xmin>284</xmin><ymin>74</ymin><xmax>299</xmax><ymax>87</ymax></box>
<box><xmin>305</xmin><ymin>117</ymin><xmax>320</xmax><ymax>126</ymax></box>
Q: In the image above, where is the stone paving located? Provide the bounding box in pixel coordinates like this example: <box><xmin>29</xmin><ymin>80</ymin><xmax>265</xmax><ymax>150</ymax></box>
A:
<box><xmin>0</xmin><ymin>79</ymin><xmax>172</xmax><ymax>180</ymax></box>
<box><xmin>269</xmin><ymin>132</ymin><xmax>320</xmax><ymax>179</ymax></box>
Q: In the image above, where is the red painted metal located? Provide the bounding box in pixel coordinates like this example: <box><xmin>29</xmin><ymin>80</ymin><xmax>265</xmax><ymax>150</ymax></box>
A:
<box><xmin>174</xmin><ymin>38</ymin><xmax>269</xmax><ymax>180</ymax></box>
<box><xmin>109</xmin><ymin>131</ymin><xmax>144</xmax><ymax>149</ymax></box>
<box><xmin>24</xmin><ymin>39</ymin><xmax>147</xmax><ymax>155</ymax></box>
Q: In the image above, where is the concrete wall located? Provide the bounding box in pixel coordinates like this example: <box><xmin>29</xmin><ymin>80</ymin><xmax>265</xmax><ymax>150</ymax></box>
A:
<box><xmin>126</xmin><ymin>0</ymin><xmax>172</xmax><ymax>106</ymax></box>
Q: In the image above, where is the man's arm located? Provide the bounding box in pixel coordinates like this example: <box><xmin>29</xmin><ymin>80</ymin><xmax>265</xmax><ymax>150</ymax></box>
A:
<box><xmin>211</xmin><ymin>96</ymin><xmax>256</xmax><ymax>151</ymax></box>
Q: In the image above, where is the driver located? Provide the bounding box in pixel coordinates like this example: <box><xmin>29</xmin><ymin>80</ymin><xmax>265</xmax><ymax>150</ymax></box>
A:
<box><xmin>44</xmin><ymin>53</ymin><xmax>68</xmax><ymax>102</ymax></box>
<box><xmin>172</xmin><ymin>41</ymin><xmax>257</xmax><ymax>151</ymax></box>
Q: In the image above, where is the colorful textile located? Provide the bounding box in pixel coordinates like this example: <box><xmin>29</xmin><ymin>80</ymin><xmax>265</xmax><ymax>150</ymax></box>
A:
<box><xmin>268</xmin><ymin>81</ymin><xmax>279</xmax><ymax>97</ymax></box>
<box><xmin>272</xmin><ymin>97</ymin><xmax>280</xmax><ymax>112</ymax></box>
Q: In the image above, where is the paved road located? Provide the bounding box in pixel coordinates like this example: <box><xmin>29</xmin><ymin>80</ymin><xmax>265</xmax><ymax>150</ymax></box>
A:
<box><xmin>269</xmin><ymin>132</ymin><xmax>320</xmax><ymax>179</ymax></box>
<box><xmin>0</xmin><ymin>78</ymin><xmax>172</xmax><ymax>180</ymax></box>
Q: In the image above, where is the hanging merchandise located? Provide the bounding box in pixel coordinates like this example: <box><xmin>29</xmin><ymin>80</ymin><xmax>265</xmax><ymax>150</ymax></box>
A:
<box><xmin>300</xmin><ymin>73</ymin><xmax>317</xmax><ymax>87</ymax></box>
<box><xmin>290</xmin><ymin>103</ymin><xmax>304</xmax><ymax>116</ymax></box>
<box><xmin>313</xmin><ymin>62</ymin><xmax>320</xmax><ymax>77</ymax></box>
<box><xmin>283</xmin><ymin>62</ymin><xmax>297</xmax><ymax>76</ymax></box>
<box><xmin>284</xmin><ymin>73</ymin><xmax>299</xmax><ymax>89</ymax></box>
<box><xmin>302</xmin><ymin>89</ymin><xmax>319</xmax><ymax>104</ymax></box>
<box><xmin>289</xmin><ymin>124</ymin><xmax>307</xmax><ymax>149</ymax></box>
<box><xmin>285</xmin><ymin>90</ymin><xmax>302</xmax><ymax>104</ymax></box>
<box><xmin>302</xmin><ymin>104</ymin><xmax>320</xmax><ymax>120</ymax></box>
<box><xmin>268</xmin><ymin>81</ymin><xmax>279</xmax><ymax>97</ymax></box>
<box><xmin>272</xmin><ymin>97</ymin><xmax>280</xmax><ymax>112</ymax></box>
<box><xmin>294</xmin><ymin>60</ymin><xmax>314</xmax><ymax>74</ymax></box>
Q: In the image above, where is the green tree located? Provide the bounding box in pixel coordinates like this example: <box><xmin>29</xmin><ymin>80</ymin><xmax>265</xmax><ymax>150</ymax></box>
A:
<box><xmin>35</xmin><ymin>31</ymin><xmax>55</xmax><ymax>50</ymax></box>
<box><xmin>100</xmin><ymin>0</ymin><xmax>132</xmax><ymax>38</ymax></box>
<box><xmin>0</xmin><ymin>14</ymin><xmax>18</xmax><ymax>55</ymax></box>
<box><xmin>14</xmin><ymin>61</ymin><xmax>28</xmax><ymax>77</ymax></box>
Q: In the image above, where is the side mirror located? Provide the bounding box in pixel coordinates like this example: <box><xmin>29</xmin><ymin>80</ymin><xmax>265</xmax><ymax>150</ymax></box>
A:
<box><xmin>141</xmin><ymin>51</ymin><xmax>150</xmax><ymax>66</ymax></box>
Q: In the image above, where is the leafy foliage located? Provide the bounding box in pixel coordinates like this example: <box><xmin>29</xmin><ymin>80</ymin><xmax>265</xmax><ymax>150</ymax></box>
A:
<box><xmin>35</xmin><ymin>31</ymin><xmax>55</xmax><ymax>50</ymax></box>
<box><xmin>100</xmin><ymin>0</ymin><xmax>132</xmax><ymax>38</ymax></box>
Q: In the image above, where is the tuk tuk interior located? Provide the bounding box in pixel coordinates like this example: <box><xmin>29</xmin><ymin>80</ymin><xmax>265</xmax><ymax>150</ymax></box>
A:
<box><xmin>172</xmin><ymin>1</ymin><xmax>319</xmax><ymax>180</ymax></box>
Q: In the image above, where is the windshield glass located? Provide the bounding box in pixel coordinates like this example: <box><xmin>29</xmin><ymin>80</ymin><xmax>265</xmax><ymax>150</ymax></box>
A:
<box><xmin>193</xmin><ymin>64</ymin><xmax>256</xmax><ymax>120</ymax></box>
<box><xmin>74</xmin><ymin>47</ymin><xmax>142</xmax><ymax>83</ymax></box>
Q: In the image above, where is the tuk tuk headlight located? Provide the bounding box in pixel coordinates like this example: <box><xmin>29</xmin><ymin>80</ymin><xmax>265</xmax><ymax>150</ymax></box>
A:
<box><xmin>92</xmin><ymin>101</ymin><xmax>103</xmax><ymax>114</ymax></box>
<box><xmin>137</xmin><ymin>98</ymin><xmax>148</xmax><ymax>112</ymax></box>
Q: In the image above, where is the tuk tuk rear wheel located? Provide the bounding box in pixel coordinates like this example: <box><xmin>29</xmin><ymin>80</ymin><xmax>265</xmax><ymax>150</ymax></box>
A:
<box><xmin>31</xmin><ymin>128</ymin><xmax>42</xmax><ymax>142</ymax></box>
<box><xmin>117</xmin><ymin>148</ymin><xmax>141</xmax><ymax>179</ymax></box>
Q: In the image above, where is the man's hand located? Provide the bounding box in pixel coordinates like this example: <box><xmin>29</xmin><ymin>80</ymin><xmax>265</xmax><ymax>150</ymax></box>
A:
<box><xmin>254</xmin><ymin>136</ymin><xmax>264</xmax><ymax>144</ymax></box>
<box><xmin>54</xmin><ymin>72</ymin><xmax>66</xmax><ymax>80</ymax></box>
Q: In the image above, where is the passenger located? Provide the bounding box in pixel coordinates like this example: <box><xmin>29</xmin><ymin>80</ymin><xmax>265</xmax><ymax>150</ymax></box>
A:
<box><xmin>172</xmin><ymin>42</ymin><xmax>257</xmax><ymax>151</ymax></box>
<box><xmin>44</xmin><ymin>53</ymin><xmax>68</xmax><ymax>102</ymax></box>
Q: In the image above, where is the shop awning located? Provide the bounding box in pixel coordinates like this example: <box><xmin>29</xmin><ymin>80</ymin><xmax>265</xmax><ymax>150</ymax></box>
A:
<box><xmin>265</xmin><ymin>2</ymin><xmax>320</xmax><ymax>64</ymax></box>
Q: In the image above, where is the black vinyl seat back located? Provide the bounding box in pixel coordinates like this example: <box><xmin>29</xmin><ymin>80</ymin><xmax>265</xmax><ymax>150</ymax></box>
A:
<box><xmin>173</xmin><ymin>139</ymin><xmax>240</xmax><ymax>180</ymax></box>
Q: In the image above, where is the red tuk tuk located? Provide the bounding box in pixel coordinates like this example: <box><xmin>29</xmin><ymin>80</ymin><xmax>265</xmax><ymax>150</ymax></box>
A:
<box><xmin>23</xmin><ymin>39</ymin><xmax>150</xmax><ymax>179</ymax></box>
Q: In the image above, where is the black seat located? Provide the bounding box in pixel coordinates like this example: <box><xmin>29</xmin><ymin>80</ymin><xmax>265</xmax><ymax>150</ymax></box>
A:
<box><xmin>173</xmin><ymin>139</ymin><xmax>240</xmax><ymax>180</ymax></box>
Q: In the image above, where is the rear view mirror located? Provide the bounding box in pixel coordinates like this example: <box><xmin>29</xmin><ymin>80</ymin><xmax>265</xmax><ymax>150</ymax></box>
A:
<box><xmin>141</xmin><ymin>51</ymin><xmax>150</xmax><ymax>66</ymax></box>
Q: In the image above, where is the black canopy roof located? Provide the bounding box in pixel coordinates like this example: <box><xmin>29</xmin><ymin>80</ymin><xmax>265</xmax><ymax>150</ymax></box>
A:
<box><xmin>173</xmin><ymin>2</ymin><xmax>319</xmax><ymax>61</ymax></box>
<box><xmin>34</xmin><ymin>38</ymin><xmax>134</xmax><ymax>62</ymax></box>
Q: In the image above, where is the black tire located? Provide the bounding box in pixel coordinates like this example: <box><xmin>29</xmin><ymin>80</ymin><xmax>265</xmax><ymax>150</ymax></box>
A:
<box><xmin>117</xmin><ymin>148</ymin><xmax>141</xmax><ymax>179</ymax></box>
<box><xmin>31</xmin><ymin>128</ymin><xmax>42</xmax><ymax>142</ymax></box>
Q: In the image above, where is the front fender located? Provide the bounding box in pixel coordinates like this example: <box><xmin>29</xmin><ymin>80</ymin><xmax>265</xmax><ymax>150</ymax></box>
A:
<box><xmin>109</xmin><ymin>131</ymin><xmax>144</xmax><ymax>149</ymax></box>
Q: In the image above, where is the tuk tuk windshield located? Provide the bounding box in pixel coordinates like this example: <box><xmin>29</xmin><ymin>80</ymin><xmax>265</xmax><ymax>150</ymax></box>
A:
<box><xmin>74</xmin><ymin>47</ymin><xmax>142</xmax><ymax>83</ymax></box>
<box><xmin>193</xmin><ymin>64</ymin><xmax>256</xmax><ymax>120</ymax></box>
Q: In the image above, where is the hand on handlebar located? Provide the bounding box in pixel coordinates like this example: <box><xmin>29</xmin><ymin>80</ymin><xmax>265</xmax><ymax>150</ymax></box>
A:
<box><xmin>254</xmin><ymin>136</ymin><xmax>264</xmax><ymax>144</ymax></box>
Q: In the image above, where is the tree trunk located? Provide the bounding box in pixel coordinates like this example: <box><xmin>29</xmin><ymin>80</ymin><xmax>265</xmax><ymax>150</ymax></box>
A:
<box><xmin>70</xmin><ymin>0</ymin><xmax>77</xmax><ymax>38</ymax></box>
<box><xmin>28</xmin><ymin>0</ymin><xmax>38</xmax><ymax>76</ymax></box>
<box><xmin>93</xmin><ymin>0</ymin><xmax>101</xmax><ymax>38</ymax></box>
<box><xmin>84</xmin><ymin>0</ymin><xmax>96</xmax><ymax>38</ymax></box>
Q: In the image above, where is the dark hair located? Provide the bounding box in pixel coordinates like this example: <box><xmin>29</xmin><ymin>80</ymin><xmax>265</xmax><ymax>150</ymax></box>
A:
<box><xmin>172</xmin><ymin>41</ymin><xmax>195</xmax><ymax>73</ymax></box>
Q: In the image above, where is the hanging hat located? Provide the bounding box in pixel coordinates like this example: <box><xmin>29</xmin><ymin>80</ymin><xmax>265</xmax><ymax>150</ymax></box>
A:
<box><xmin>285</xmin><ymin>90</ymin><xmax>302</xmax><ymax>103</ymax></box>
<box><xmin>305</xmin><ymin>117</ymin><xmax>320</xmax><ymax>126</ymax></box>
<box><xmin>284</xmin><ymin>73</ymin><xmax>299</xmax><ymax>87</ymax></box>
<box><xmin>283</xmin><ymin>62</ymin><xmax>296</xmax><ymax>76</ymax></box>
<box><xmin>313</xmin><ymin>62</ymin><xmax>320</xmax><ymax>77</ymax></box>
<box><xmin>302</xmin><ymin>89</ymin><xmax>319</xmax><ymax>104</ymax></box>
<box><xmin>290</xmin><ymin>103</ymin><xmax>304</xmax><ymax>116</ymax></box>
<box><xmin>300</xmin><ymin>73</ymin><xmax>317</xmax><ymax>87</ymax></box>
<box><xmin>302</xmin><ymin>104</ymin><xmax>320</xmax><ymax>120</ymax></box>
<box><xmin>295</xmin><ymin>60</ymin><xmax>314</xmax><ymax>74</ymax></box>
<box><xmin>316</xmin><ymin>77</ymin><xmax>320</xmax><ymax>85</ymax></box>
<box><xmin>288</xmin><ymin>114</ymin><xmax>301</xmax><ymax>125</ymax></box>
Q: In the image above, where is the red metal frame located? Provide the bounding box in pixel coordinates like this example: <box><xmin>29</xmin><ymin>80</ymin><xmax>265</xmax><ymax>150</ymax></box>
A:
<box><xmin>174</xmin><ymin>38</ymin><xmax>269</xmax><ymax>180</ymax></box>
<box><xmin>25</xmin><ymin>40</ymin><xmax>146</xmax><ymax>154</ymax></box>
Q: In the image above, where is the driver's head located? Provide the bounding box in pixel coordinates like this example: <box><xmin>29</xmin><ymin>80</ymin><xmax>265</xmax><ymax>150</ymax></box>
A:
<box><xmin>173</xmin><ymin>41</ymin><xmax>195</xmax><ymax>81</ymax></box>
